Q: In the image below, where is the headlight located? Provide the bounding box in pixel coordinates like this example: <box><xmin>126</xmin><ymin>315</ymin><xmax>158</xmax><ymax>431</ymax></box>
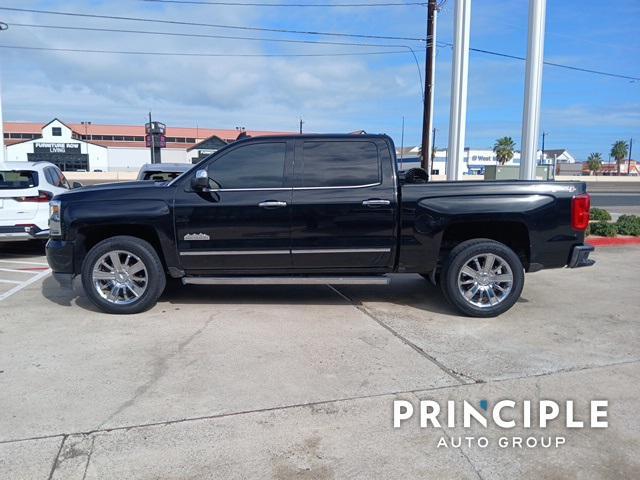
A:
<box><xmin>49</xmin><ymin>200</ymin><xmax>62</xmax><ymax>237</ymax></box>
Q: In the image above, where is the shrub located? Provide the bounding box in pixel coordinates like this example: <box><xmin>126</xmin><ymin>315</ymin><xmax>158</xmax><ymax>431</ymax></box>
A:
<box><xmin>589</xmin><ymin>208</ymin><xmax>611</xmax><ymax>221</ymax></box>
<box><xmin>616</xmin><ymin>215</ymin><xmax>640</xmax><ymax>236</ymax></box>
<box><xmin>588</xmin><ymin>221</ymin><xmax>617</xmax><ymax>237</ymax></box>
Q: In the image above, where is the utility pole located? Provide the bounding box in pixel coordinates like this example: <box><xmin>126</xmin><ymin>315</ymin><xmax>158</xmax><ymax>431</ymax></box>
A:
<box><xmin>628</xmin><ymin>138</ymin><xmax>633</xmax><ymax>175</ymax></box>
<box><xmin>299</xmin><ymin>117</ymin><xmax>304</xmax><ymax>134</ymax></box>
<box><xmin>431</xmin><ymin>127</ymin><xmax>437</xmax><ymax>165</ymax></box>
<box><xmin>421</xmin><ymin>0</ymin><xmax>438</xmax><ymax>178</ymax></box>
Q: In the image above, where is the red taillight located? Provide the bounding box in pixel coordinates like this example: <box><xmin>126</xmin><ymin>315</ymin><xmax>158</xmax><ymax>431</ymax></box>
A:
<box><xmin>14</xmin><ymin>191</ymin><xmax>52</xmax><ymax>203</ymax></box>
<box><xmin>572</xmin><ymin>194</ymin><xmax>590</xmax><ymax>231</ymax></box>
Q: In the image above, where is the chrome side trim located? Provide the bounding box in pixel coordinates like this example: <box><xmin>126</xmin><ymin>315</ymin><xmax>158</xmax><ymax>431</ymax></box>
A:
<box><xmin>293</xmin><ymin>182</ymin><xmax>381</xmax><ymax>191</ymax></box>
<box><xmin>182</xmin><ymin>276</ymin><xmax>390</xmax><ymax>285</ymax></box>
<box><xmin>291</xmin><ymin>248</ymin><xmax>391</xmax><ymax>254</ymax></box>
<box><xmin>180</xmin><ymin>250</ymin><xmax>290</xmax><ymax>256</ymax></box>
<box><xmin>179</xmin><ymin>248</ymin><xmax>391</xmax><ymax>256</ymax></box>
<box><xmin>205</xmin><ymin>187</ymin><xmax>291</xmax><ymax>192</ymax></box>
<box><xmin>202</xmin><ymin>183</ymin><xmax>381</xmax><ymax>192</ymax></box>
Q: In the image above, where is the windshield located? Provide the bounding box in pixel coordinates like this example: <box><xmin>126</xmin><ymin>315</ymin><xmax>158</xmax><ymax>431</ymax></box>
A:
<box><xmin>0</xmin><ymin>170</ymin><xmax>39</xmax><ymax>189</ymax></box>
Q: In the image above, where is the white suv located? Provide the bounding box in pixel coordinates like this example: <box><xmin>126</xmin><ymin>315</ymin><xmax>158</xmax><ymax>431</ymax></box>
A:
<box><xmin>0</xmin><ymin>161</ymin><xmax>77</xmax><ymax>242</ymax></box>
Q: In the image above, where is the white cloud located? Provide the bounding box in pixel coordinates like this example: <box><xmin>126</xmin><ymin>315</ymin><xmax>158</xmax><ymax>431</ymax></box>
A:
<box><xmin>0</xmin><ymin>0</ymin><xmax>422</xmax><ymax>133</ymax></box>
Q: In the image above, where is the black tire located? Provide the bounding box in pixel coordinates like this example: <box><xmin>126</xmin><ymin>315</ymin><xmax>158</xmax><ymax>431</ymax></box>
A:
<box><xmin>440</xmin><ymin>239</ymin><xmax>524</xmax><ymax>318</ymax></box>
<box><xmin>81</xmin><ymin>235</ymin><xmax>166</xmax><ymax>314</ymax></box>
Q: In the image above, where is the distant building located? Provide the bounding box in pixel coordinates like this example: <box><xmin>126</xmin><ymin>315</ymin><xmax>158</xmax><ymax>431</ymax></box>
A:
<box><xmin>5</xmin><ymin>119</ymin><xmax>108</xmax><ymax>171</ymax></box>
<box><xmin>3</xmin><ymin>119</ymin><xmax>292</xmax><ymax>172</ymax></box>
<box><xmin>395</xmin><ymin>145</ymin><xmax>575</xmax><ymax>176</ymax></box>
<box><xmin>541</xmin><ymin>149</ymin><xmax>576</xmax><ymax>164</ymax></box>
<box><xmin>187</xmin><ymin>134</ymin><xmax>229</xmax><ymax>163</ymax></box>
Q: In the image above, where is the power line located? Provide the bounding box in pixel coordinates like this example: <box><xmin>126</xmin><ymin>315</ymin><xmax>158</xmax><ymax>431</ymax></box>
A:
<box><xmin>7</xmin><ymin>22</ymin><xmax>426</xmax><ymax>50</ymax></box>
<box><xmin>0</xmin><ymin>44</ymin><xmax>410</xmax><ymax>58</ymax></box>
<box><xmin>455</xmin><ymin>44</ymin><xmax>640</xmax><ymax>82</ymax></box>
<box><xmin>142</xmin><ymin>0</ymin><xmax>427</xmax><ymax>6</ymax></box>
<box><xmin>0</xmin><ymin>7</ymin><xmax>427</xmax><ymax>42</ymax></box>
<box><xmin>4</xmin><ymin>22</ymin><xmax>428</xmax><ymax>97</ymax></box>
<box><xmin>2</xmin><ymin>6</ymin><xmax>636</xmax><ymax>82</ymax></box>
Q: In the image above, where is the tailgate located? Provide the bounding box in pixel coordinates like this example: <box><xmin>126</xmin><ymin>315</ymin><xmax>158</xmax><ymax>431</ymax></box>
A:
<box><xmin>0</xmin><ymin>187</ymin><xmax>42</xmax><ymax>223</ymax></box>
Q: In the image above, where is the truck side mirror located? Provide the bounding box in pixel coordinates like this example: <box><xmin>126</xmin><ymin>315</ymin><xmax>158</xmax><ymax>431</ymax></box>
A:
<box><xmin>191</xmin><ymin>169</ymin><xmax>209</xmax><ymax>190</ymax></box>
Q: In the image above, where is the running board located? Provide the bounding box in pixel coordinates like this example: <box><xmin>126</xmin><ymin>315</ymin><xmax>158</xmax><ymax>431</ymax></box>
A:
<box><xmin>181</xmin><ymin>275</ymin><xmax>390</xmax><ymax>286</ymax></box>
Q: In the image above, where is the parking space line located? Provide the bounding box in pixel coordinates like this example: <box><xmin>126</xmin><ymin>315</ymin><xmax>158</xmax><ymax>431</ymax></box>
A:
<box><xmin>0</xmin><ymin>278</ymin><xmax>23</xmax><ymax>285</ymax></box>
<box><xmin>0</xmin><ymin>267</ymin><xmax>42</xmax><ymax>275</ymax></box>
<box><xmin>0</xmin><ymin>269</ymin><xmax>51</xmax><ymax>302</ymax></box>
<box><xmin>0</xmin><ymin>259</ymin><xmax>49</xmax><ymax>266</ymax></box>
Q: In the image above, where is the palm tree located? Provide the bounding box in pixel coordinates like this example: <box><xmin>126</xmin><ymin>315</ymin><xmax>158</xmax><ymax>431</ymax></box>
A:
<box><xmin>493</xmin><ymin>137</ymin><xmax>516</xmax><ymax>165</ymax></box>
<box><xmin>586</xmin><ymin>152</ymin><xmax>602</xmax><ymax>175</ymax></box>
<box><xmin>610</xmin><ymin>140</ymin><xmax>629</xmax><ymax>175</ymax></box>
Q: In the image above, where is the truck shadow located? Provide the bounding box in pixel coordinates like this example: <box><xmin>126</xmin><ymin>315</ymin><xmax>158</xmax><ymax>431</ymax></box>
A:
<box><xmin>41</xmin><ymin>276</ymin><xmax>103</xmax><ymax>312</ymax></box>
<box><xmin>41</xmin><ymin>274</ymin><xmax>459</xmax><ymax>317</ymax></box>
<box><xmin>160</xmin><ymin>274</ymin><xmax>459</xmax><ymax>317</ymax></box>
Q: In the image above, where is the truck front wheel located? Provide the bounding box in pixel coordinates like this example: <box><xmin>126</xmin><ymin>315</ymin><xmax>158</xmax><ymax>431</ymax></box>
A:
<box><xmin>81</xmin><ymin>236</ymin><xmax>166</xmax><ymax>314</ymax></box>
<box><xmin>440</xmin><ymin>239</ymin><xmax>524</xmax><ymax>317</ymax></box>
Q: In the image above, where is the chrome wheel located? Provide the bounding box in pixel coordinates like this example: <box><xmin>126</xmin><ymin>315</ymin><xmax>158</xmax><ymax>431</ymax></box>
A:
<box><xmin>457</xmin><ymin>253</ymin><xmax>513</xmax><ymax>308</ymax></box>
<box><xmin>92</xmin><ymin>250</ymin><xmax>148</xmax><ymax>305</ymax></box>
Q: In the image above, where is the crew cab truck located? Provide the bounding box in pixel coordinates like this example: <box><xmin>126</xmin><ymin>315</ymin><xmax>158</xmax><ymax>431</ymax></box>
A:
<box><xmin>45</xmin><ymin>134</ymin><xmax>594</xmax><ymax>317</ymax></box>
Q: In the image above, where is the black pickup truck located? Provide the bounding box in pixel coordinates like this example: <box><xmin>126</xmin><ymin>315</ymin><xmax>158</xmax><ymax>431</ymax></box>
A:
<box><xmin>46</xmin><ymin>134</ymin><xmax>594</xmax><ymax>317</ymax></box>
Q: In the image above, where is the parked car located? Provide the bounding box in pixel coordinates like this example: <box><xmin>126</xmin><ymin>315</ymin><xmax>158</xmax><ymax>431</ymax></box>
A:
<box><xmin>46</xmin><ymin>134</ymin><xmax>594</xmax><ymax>317</ymax></box>
<box><xmin>0</xmin><ymin>161</ymin><xmax>81</xmax><ymax>242</ymax></box>
<box><xmin>136</xmin><ymin>163</ymin><xmax>191</xmax><ymax>182</ymax></box>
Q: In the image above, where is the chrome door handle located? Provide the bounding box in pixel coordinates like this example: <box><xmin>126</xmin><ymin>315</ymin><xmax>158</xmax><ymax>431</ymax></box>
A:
<box><xmin>362</xmin><ymin>199</ymin><xmax>391</xmax><ymax>207</ymax></box>
<box><xmin>258</xmin><ymin>201</ymin><xmax>288</xmax><ymax>209</ymax></box>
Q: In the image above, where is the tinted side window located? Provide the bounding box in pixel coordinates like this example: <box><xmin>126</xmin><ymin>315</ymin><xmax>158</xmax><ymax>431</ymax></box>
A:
<box><xmin>207</xmin><ymin>142</ymin><xmax>286</xmax><ymax>189</ymax></box>
<box><xmin>300</xmin><ymin>141</ymin><xmax>379</xmax><ymax>187</ymax></box>
<box><xmin>44</xmin><ymin>167</ymin><xmax>57</xmax><ymax>185</ymax></box>
<box><xmin>58</xmin><ymin>170</ymin><xmax>71</xmax><ymax>189</ymax></box>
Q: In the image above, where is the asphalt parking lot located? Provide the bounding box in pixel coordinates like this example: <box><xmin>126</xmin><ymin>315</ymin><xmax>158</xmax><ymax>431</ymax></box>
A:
<box><xmin>0</xmin><ymin>243</ymin><xmax>639</xmax><ymax>479</ymax></box>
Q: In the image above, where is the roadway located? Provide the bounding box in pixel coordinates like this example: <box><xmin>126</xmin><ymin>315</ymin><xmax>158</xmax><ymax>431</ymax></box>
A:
<box><xmin>588</xmin><ymin>184</ymin><xmax>640</xmax><ymax>215</ymax></box>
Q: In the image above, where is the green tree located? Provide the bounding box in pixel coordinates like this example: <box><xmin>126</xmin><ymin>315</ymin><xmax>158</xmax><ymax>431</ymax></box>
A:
<box><xmin>493</xmin><ymin>137</ymin><xmax>516</xmax><ymax>165</ymax></box>
<box><xmin>610</xmin><ymin>140</ymin><xmax>629</xmax><ymax>175</ymax></box>
<box><xmin>586</xmin><ymin>152</ymin><xmax>603</xmax><ymax>174</ymax></box>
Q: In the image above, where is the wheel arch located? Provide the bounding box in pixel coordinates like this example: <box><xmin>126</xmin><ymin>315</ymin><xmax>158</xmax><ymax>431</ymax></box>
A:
<box><xmin>75</xmin><ymin>225</ymin><xmax>167</xmax><ymax>274</ymax></box>
<box><xmin>439</xmin><ymin>220</ymin><xmax>530</xmax><ymax>270</ymax></box>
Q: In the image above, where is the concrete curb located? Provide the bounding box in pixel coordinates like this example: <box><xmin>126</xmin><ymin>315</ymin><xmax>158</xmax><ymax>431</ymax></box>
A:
<box><xmin>587</xmin><ymin>236</ymin><xmax>640</xmax><ymax>247</ymax></box>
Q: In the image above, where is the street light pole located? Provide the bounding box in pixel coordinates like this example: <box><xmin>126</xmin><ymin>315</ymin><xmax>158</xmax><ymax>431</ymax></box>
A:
<box><xmin>627</xmin><ymin>138</ymin><xmax>633</xmax><ymax>175</ymax></box>
<box><xmin>541</xmin><ymin>130</ymin><xmax>547</xmax><ymax>179</ymax></box>
<box><xmin>520</xmin><ymin>0</ymin><xmax>547</xmax><ymax>180</ymax></box>
<box><xmin>0</xmin><ymin>22</ymin><xmax>7</xmax><ymax>164</ymax></box>
<box><xmin>0</xmin><ymin>77</ymin><xmax>5</xmax><ymax>164</ymax></box>
<box><xmin>148</xmin><ymin>112</ymin><xmax>155</xmax><ymax>164</ymax></box>
<box><xmin>447</xmin><ymin>0</ymin><xmax>472</xmax><ymax>181</ymax></box>
<box><xmin>400</xmin><ymin>116</ymin><xmax>405</xmax><ymax>170</ymax></box>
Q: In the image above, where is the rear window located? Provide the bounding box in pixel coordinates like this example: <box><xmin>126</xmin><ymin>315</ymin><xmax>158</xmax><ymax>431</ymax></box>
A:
<box><xmin>300</xmin><ymin>141</ymin><xmax>380</xmax><ymax>187</ymax></box>
<box><xmin>0</xmin><ymin>170</ymin><xmax>38</xmax><ymax>189</ymax></box>
<box><xmin>142</xmin><ymin>171</ymin><xmax>184</xmax><ymax>181</ymax></box>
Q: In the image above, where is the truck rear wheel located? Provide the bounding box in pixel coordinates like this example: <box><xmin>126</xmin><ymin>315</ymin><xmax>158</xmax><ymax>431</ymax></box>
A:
<box><xmin>81</xmin><ymin>235</ymin><xmax>166</xmax><ymax>314</ymax></box>
<box><xmin>440</xmin><ymin>239</ymin><xmax>524</xmax><ymax>317</ymax></box>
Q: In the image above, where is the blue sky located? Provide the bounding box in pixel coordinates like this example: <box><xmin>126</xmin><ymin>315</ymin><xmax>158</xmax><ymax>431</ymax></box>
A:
<box><xmin>0</xmin><ymin>0</ymin><xmax>638</xmax><ymax>160</ymax></box>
